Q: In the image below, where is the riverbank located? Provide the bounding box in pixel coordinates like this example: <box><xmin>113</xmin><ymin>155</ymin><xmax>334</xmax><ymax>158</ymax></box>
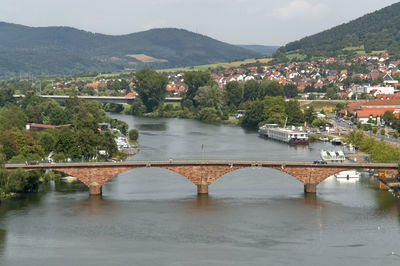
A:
<box><xmin>347</xmin><ymin>151</ymin><xmax>368</xmax><ymax>162</ymax></box>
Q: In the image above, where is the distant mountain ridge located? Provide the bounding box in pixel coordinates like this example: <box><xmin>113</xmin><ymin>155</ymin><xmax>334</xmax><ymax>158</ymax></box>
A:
<box><xmin>0</xmin><ymin>22</ymin><xmax>260</xmax><ymax>77</ymax></box>
<box><xmin>275</xmin><ymin>2</ymin><xmax>400</xmax><ymax>59</ymax></box>
<box><xmin>239</xmin><ymin>45</ymin><xmax>279</xmax><ymax>55</ymax></box>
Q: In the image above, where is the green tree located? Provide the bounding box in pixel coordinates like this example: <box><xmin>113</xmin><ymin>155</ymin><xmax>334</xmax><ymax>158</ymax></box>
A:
<box><xmin>129</xmin><ymin>129</ymin><xmax>139</xmax><ymax>141</ymax></box>
<box><xmin>197</xmin><ymin>107</ymin><xmax>221</xmax><ymax>123</ymax></box>
<box><xmin>0</xmin><ymin>105</ymin><xmax>28</xmax><ymax>131</ymax></box>
<box><xmin>98</xmin><ymin>131</ymin><xmax>118</xmax><ymax>156</ymax></box>
<box><xmin>117</xmin><ymin>121</ymin><xmax>129</xmax><ymax>135</ymax></box>
<box><xmin>304</xmin><ymin>106</ymin><xmax>316</xmax><ymax>124</ymax></box>
<box><xmin>263</xmin><ymin>96</ymin><xmax>286</xmax><ymax>125</ymax></box>
<box><xmin>134</xmin><ymin>68</ymin><xmax>168</xmax><ymax>112</ymax></box>
<box><xmin>49</xmin><ymin>105</ymin><xmax>67</xmax><ymax>125</ymax></box>
<box><xmin>225</xmin><ymin>81</ymin><xmax>243</xmax><ymax>107</ymax></box>
<box><xmin>285</xmin><ymin>100</ymin><xmax>304</xmax><ymax>125</ymax></box>
<box><xmin>382</xmin><ymin>110</ymin><xmax>396</xmax><ymax>125</ymax></box>
<box><xmin>76</xmin><ymin>128</ymin><xmax>99</xmax><ymax>160</ymax></box>
<box><xmin>312</xmin><ymin>119</ymin><xmax>327</xmax><ymax>127</ymax></box>
<box><xmin>131</xmin><ymin>98</ymin><xmax>147</xmax><ymax>116</ymax></box>
<box><xmin>326</xmin><ymin>87</ymin><xmax>337</xmax><ymax>99</ymax></box>
<box><xmin>184</xmin><ymin>71</ymin><xmax>214</xmax><ymax>103</ymax></box>
<box><xmin>0</xmin><ymin>88</ymin><xmax>15</xmax><ymax>107</ymax></box>
<box><xmin>283</xmin><ymin>84</ymin><xmax>298</xmax><ymax>98</ymax></box>
<box><xmin>194</xmin><ymin>86</ymin><xmax>223</xmax><ymax>111</ymax></box>
<box><xmin>55</xmin><ymin>128</ymin><xmax>79</xmax><ymax>159</ymax></box>
<box><xmin>308</xmin><ymin>94</ymin><xmax>317</xmax><ymax>100</ymax></box>
<box><xmin>38</xmin><ymin>130</ymin><xmax>58</xmax><ymax>154</ymax></box>
<box><xmin>241</xmin><ymin>100</ymin><xmax>264</xmax><ymax>128</ymax></box>
<box><xmin>259</xmin><ymin>80</ymin><xmax>284</xmax><ymax>98</ymax></box>
<box><xmin>243</xmin><ymin>79</ymin><xmax>259</xmax><ymax>101</ymax></box>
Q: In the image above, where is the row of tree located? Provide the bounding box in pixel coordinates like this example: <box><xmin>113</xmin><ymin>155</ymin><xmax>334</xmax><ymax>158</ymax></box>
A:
<box><xmin>0</xmin><ymin>89</ymin><xmax>124</xmax><ymax>163</ymax></box>
<box><xmin>345</xmin><ymin>130</ymin><xmax>400</xmax><ymax>162</ymax></box>
<box><xmin>129</xmin><ymin>69</ymin><xmax>311</xmax><ymax>126</ymax></box>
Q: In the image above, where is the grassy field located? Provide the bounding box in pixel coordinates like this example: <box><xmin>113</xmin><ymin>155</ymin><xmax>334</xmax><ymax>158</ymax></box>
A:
<box><xmin>158</xmin><ymin>57</ymin><xmax>271</xmax><ymax>73</ymax></box>
<box><xmin>286</xmin><ymin>53</ymin><xmax>307</xmax><ymax>60</ymax></box>
<box><xmin>342</xmin><ymin>45</ymin><xmax>364</xmax><ymax>51</ymax></box>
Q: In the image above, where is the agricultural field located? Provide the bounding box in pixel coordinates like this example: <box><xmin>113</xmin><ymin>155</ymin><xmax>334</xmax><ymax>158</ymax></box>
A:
<box><xmin>159</xmin><ymin>57</ymin><xmax>271</xmax><ymax>73</ymax></box>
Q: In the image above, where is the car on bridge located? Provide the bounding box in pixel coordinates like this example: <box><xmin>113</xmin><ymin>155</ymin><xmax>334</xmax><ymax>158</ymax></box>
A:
<box><xmin>27</xmin><ymin>160</ymin><xmax>40</xmax><ymax>165</ymax></box>
<box><xmin>313</xmin><ymin>160</ymin><xmax>327</xmax><ymax>164</ymax></box>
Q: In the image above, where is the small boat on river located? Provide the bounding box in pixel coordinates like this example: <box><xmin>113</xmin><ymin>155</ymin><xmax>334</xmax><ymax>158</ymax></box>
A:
<box><xmin>331</xmin><ymin>138</ymin><xmax>342</xmax><ymax>145</ymax></box>
<box><xmin>335</xmin><ymin>170</ymin><xmax>360</xmax><ymax>183</ymax></box>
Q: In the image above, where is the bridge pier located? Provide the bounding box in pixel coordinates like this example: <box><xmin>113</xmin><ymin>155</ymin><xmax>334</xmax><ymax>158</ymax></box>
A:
<box><xmin>304</xmin><ymin>183</ymin><xmax>317</xmax><ymax>193</ymax></box>
<box><xmin>89</xmin><ymin>182</ymin><xmax>102</xmax><ymax>196</ymax></box>
<box><xmin>197</xmin><ymin>182</ymin><xmax>209</xmax><ymax>194</ymax></box>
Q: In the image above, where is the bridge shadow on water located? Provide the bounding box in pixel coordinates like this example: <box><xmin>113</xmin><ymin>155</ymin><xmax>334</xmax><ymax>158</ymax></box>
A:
<box><xmin>36</xmin><ymin>166</ymin><xmax>400</xmax><ymax>222</ymax></box>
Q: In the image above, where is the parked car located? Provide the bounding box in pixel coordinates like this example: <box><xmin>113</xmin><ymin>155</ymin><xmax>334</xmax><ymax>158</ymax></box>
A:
<box><xmin>313</xmin><ymin>160</ymin><xmax>327</xmax><ymax>164</ymax></box>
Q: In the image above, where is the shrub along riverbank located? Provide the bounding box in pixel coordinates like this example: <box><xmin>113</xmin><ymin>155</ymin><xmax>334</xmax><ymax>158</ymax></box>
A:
<box><xmin>345</xmin><ymin>130</ymin><xmax>400</xmax><ymax>162</ymax></box>
<box><xmin>0</xmin><ymin>166</ymin><xmax>44</xmax><ymax>199</ymax></box>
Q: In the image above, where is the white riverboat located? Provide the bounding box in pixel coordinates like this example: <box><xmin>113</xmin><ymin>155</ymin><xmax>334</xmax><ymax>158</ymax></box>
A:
<box><xmin>320</xmin><ymin>150</ymin><xmax>345</xmax><ymax>162</ymax></box>
<box><xmin>335</xmin><ymin>170</ymin><xmax>360</xmax><ymax>183</ymax></box>
<box><xmin>258</xmin><ymin>124</ymin><xmax>309</xmax><ymax>145</ymax></box>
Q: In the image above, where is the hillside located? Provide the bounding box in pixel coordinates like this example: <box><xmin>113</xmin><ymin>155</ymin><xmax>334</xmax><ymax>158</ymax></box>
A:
<box><xmin>239</xmin><ymin>45</ymin><xmax>279</xmax><ymax>55</ymax></box>
<box><xmin>275</xmin><ymin>2</ymin><xmax>400</xmax><ymax>60</ymax></box>
<box><xmin>0</xmin><ymin>22</ymin><xmax>260</xmax><ymax>77</ymax></box>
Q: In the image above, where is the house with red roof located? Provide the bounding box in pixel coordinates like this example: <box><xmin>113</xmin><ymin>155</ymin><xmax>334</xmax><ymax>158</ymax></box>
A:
<box><xmin>125</xmin><ymin>92</ymin><xmax>138</xmax><ymax>97</ymax></box>
<box><xmin>26</xmin><ymin>123</ymin><xmax>72</xmax><ymax>131</ymax></box>
<box><xmin>355</xmin><ymin>98</ymin><xmax>400</xmax><ymax>123</ymax></box>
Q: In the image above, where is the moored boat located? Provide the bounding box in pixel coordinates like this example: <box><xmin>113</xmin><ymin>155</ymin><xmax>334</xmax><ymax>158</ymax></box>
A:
<box><xmin>320</xmin><ymin>150</ymin><xmax>345</xmax><ymax>162</ymax></box>
<box><xmin>258</xmin><ymin>124</ymin><xmax>309</xmax><ymax>145</ymax></box>
<box><xmin>335</xmin><ymin>170</ymin><xmax>360</xmax><ymax>183</ymax></box>
<box><xmin>331</xmin><ymin>138</ymin><xmax>342</xmax><ymax>145</ymax></box>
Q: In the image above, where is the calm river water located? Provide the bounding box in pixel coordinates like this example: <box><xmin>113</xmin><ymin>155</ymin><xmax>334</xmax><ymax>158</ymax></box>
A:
<box><xmin>1</xmin><ymin>114</ymin><xmax>400</xmax><ymax>265</ymax></box>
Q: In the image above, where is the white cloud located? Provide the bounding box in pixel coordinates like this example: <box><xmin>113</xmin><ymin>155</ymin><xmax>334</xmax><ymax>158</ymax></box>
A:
<box><xmin>272</xmin><ymin>0</ymin><xmax>328</xmax><ymax>20</ymax></box>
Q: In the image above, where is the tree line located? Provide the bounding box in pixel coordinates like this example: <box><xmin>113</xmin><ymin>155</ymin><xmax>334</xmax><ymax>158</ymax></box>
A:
<box><xmin>130</xmin><ymin>69</ymin><xmax>306</xmax><ymax>127</ymax></box>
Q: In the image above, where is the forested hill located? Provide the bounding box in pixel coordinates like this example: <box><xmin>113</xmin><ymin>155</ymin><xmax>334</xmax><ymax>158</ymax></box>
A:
<box><xmin>238</xmin><ymin>45</ymin><xmax>280</xmax><ymax>55</ymax></box>
<box><xmin>275</xmin><ymin>2</ymin><xmax>400</xmax><ymax>60</ymax></box>
<box><xmin>0</xmin><ymin>22</ymin><xmax>260</xmax><ymax>77</ymax></box>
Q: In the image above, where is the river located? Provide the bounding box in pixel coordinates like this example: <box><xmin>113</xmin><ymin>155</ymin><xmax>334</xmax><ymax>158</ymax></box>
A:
<box><xmin>0</xmin><ymin>114</ymin><xmax>399</xmax><ymax>265</ymax></box>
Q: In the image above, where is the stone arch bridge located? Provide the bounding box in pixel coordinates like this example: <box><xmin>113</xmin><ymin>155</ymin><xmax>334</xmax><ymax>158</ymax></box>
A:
<box><xmin>5</xmin><ymin>161</ymin><xmax>398</xmax><ymax>195</ymax></box>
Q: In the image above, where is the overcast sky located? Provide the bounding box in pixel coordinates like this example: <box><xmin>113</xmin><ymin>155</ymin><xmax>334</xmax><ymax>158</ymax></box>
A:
<box><xmin>1</xmin><ymin>0</ymin><xmax>399</xmax><ymax>46</ymax></box>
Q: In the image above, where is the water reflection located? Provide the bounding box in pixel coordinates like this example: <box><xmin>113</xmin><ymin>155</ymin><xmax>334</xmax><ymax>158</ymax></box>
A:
<box><xmin>303</xmin><ymin>193</ymin><xmax>320</xmax><ymax>207</ymax></box>
<box><xmin>54</xmin><ymin>180</ymin><xmax>88</xmax><ymax>193</ymax></box>
<box><xmin>136</xmin><ymin>123</ymin><xmax>167</xmax><ymax>131</ymax></box>
<box><xmin>0</xmin><ymin>228</ymin><xmax>6</xmax><ymax>257</ymax></box>
<box><xmin>74</xmin><ymin>196</ymin><xmax>113</xmax><ymax>216</ymax></box>
<box><xmin>193</xmin><ymin>194</ymin><xmax>219</xmax><ymax>209</ymax></box>
<box><xmin>375</xmin><ymin>190</ymin><xmax>400</xmax><ymax>218</ymax></box>
<box><xmin>0</xmin><ymin>193</ymin><xmax>45</xmax><ymax>216</ymax></box>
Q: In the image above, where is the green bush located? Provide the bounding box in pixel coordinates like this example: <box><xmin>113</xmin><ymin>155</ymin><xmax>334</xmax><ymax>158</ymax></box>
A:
<box><xmin>197</xmin><ymin>107</ymin><xmax>221</xmax><ymax>123</ymax></box>
<box><xmin>311</xmin><ymin>119</ymin><xmax>327</xmax><ymax>128</ymax></box>
<box><xmin>129</xmin><ymin>129</ymin><xmax>139</xmax><ymax>141</ymax></box>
